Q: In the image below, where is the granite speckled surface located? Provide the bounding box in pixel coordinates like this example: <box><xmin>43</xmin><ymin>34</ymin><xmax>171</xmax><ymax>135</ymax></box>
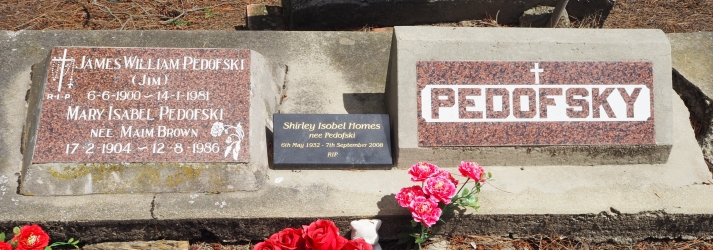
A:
<box><xmin>417</xmin><ymin>61</ymin><xmax>654</xmax><ymax>146</ymax></box>
<box><xmin>33</xmin><ymin>47</ymin><xmax>251</xmax><ymax>163</ymax></box>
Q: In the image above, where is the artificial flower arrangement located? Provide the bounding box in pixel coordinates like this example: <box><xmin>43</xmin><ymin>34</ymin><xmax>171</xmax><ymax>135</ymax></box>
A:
<box><xmin>395</xmin><ymin>161</ymin><xmax>490</xmax><ymax>249</ymax></box>
<box><xmin>0</xmin><ymin>224</ymin><xmax>79</xmax><ymax>250</ymax></box>
<box><xmin>254</xmin><ymin>219</ymin><xmax>372</xmax><ymax>250</ymax></box>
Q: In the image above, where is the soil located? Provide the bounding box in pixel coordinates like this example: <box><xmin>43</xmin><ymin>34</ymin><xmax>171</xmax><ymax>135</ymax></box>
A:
<box><xmin>603</xmin><ymin>0</ymin><xmax>713</xmax><ymax>33</ymax></box>
<box><xmin>2</xmin><ymin>0</ymin><xmax>713</xmax><ymax>249</ymax></box>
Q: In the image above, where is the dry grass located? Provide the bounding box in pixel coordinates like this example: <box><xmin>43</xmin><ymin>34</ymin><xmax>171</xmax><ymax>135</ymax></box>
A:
<box><xmin>603</xmin><ymin>0</ymin><xmax>713</xmax><ymax>33</ymax></box>
<box><xmin>2</xmin><ymin>0</ymin><xmax>712</xmax><ymax>32</ymax></box>
<box><xmin>0</xmin><ymin>0</ymin><xmax>279</xmax><ymax>31</ymax></box>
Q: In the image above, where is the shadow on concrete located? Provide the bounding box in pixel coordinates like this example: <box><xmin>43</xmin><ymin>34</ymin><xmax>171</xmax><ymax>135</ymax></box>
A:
<box><xmin>266</xmin><ymin>126</ymin><xmax>275</xmax><ymax>169</ymax></box>
<box><xmin>375</xmin><ymin>194</ymin><xmax>411</xmax><ymax>240</ymax></box>
<box><xmin>342</xmin><ymin>93</ymin><xmax>386</xmax><ymax>114</ymax></box>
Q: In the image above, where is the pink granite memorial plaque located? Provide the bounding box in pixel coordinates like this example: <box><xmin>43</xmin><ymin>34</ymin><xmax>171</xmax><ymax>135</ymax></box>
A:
<box><xmin>32</xmin><ymin>47</ymin><xmax>251</xmax><ymax>163</ymax></box>
<box><xmin>417</xmin><ymin>61</ymin><xmax>654</xmax><ymax>146</ymax></box>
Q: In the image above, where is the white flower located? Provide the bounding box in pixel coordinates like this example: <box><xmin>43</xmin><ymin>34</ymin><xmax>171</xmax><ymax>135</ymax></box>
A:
<box><xmin>210</xmin><ymin>122</ymin><xmax>225</xmax><ymax>137</ymax></box>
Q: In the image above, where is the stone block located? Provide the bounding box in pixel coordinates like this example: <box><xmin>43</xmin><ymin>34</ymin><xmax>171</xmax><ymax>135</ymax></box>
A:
<box><xmin>247</xmin><ymin>5</ymin><xmax>286</xmax><ymax>30</ymax></box>
<box><xmin>386</xmin><ymin>27</ymin><xmax>672</xmax><ymax>167</ymax></box>
<box><xmin>519</xmin><ymin>5</ymin><xmax>571</xmax><ymax>28</ymax></box>
<box><xmin>20</xmin><ymin>47</ymin><xmax>285</xmax><ymax>195</ymax></box>
<box><xmin>669</xmin><ymin>32</ymin><xmax>713</xmax><ymax>169</ymax></box>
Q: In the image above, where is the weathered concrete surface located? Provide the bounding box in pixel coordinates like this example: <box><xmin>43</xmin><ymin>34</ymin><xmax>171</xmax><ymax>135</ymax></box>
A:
<box><xmin>387</xmin><ymin>27</ymin><xmax>672</xmax><ymax>167</ymax></box>
<box><xmin>284</xmin><ymin>0</ymin><xmax>614</xmax><ymax>30</ymax></box>
<box><xmin>669</xmin><ymin>32</ymin><xmax>713</xmax><ymax>170</ymax></box>
<box><xmin>0</xmin><ymin>30</ymin><xmax>712</xmax><ymax>245</ymax></box>
<box><xmin>84</xmin><ymin>240</ymin><xmax>189</xmax><ymax>250</ymax></box>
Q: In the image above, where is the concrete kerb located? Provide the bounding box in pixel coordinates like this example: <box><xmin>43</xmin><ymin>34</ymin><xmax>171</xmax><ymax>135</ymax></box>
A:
<box><xmin>0</xmin><ymin>30</ymin><xmax>712</xmax><ymax>244</ymax></box>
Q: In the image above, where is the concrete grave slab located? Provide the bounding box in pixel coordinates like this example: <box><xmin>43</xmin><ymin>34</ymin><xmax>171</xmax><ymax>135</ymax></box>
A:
<box><xmin>20</xmin><ymin>47</ymin><xmax>285</xmax><ymax>195</ymax></box>
<box><xmin>0</xmin><ymin>30</ymin><xmax>712</xmax><ymax>245</ymax></box>
<box><xmin>387</xmin><ymin>27</ymin><xmax>673</xmax><ymax>167</ymax></box>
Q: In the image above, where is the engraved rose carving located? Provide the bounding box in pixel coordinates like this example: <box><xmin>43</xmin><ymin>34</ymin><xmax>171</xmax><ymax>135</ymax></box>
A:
<box><xmin>210</xmin><ymin>122</ymin><xmax>244</xmax><ymax>161</ymax></box>
<box><xmin>210</xmin><ymin>122</ymin><xmax>225</xmax><ymax>137</ymax></box>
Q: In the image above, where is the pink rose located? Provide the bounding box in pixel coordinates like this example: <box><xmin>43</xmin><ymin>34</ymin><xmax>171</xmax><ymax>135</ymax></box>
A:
<box><xmin>434</xmin><ymin>169</ymin><xmax>459</xmax><ymax>186</ymax></box>
<box><xmin>304</xmin><ymin>220</ymin><xmax>348</xmax><ymax>250</ymax></box>
<box><xmin>269</xmin><ymin>228</ymin><xmax>305</xmax><ymax>250</ymax></box>
<box><xmin>408</xmin><ymin>162</ymin><xmax>440</xmax><ymax>182</ymax></box>
<box><xmin>395</xmin><ymin>185</ymin><xmax>425</xmax><ymax>208</ymax></box>
<box><xmin>254</xmin><ymin>240</ymin><xmax>282</xmax><ymax>250</ymax></box>
<box><xmin>458</xmin><ymin>161</ymin><xmax>485</xmax><ymax>182</ymax></box>
<box><xmin>424</xmin><ymin>176</ymin><xmax>457</xmax><ymax>204</ymax></box>
<box><xmin>341</xmin><ymin>238</ymin><xmax>372</xmax><ymax>250</ymax></box>
<box><xmin>409</xmin><ymin>196</ymin><xmax>442</xmax><ymax>227</ymax></box>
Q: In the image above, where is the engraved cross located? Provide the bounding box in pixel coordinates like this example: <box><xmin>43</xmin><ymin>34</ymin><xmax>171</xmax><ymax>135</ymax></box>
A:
<box><xmin>51</xmin><ymin>48</ymin><xmax>73</xmax><ymax>92</ymax></box>
<box><xmin>530</xmin><ymin>63</ymin><xmax>544</xmax><ymax>84</ymax></box>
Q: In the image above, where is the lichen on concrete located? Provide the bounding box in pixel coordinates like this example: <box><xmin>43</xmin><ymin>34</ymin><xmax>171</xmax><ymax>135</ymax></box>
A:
<box><xmin>24</xmin><ymin>162</ymin><xmax>258</xmax><ymax>195</ymax></box>
<box><xmin>48</xmin><ymin>163</ymin><xmax>128</xmax><ymax>180</ymax></box>
<box><xmin>164</xmin><ymin>165</ymin><xmax>204</xmax><ymax>187</ymax></box>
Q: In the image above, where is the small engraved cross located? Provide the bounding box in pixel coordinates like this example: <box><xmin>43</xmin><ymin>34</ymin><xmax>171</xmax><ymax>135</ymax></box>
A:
<box><xmin>530</xmin><ymin>63</ymin><xmax>544</xmax><ymax>84</ymax></box>
<box><xmin>51</xmin><ymin>48</ymin><xmax>73</xmax><ymax>92</ymax></box>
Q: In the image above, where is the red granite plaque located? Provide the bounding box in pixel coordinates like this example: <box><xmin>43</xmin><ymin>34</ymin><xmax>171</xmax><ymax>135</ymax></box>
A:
<box><xmin>33</xmin><ymin>47</ymin><xmax>251</xmax><ymax>163</ymax></box>
<box><xmin>417</xmin><ymin>61</ymin><xmax>654</xmax><ymax>146</ymax></box>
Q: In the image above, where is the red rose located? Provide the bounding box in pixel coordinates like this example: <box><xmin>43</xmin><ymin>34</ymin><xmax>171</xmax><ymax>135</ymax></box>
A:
<box><xmin>434</xmin><ymin>169</ymin><xmax>459</xmax><ymax>186</ymax></box>
<box><xmin>0</xmin><ymin>242</ymin><xmax>12</xmax><ymax>250</ymax></box>
<box><xmin>395</xmin><ymin>185</ymin><xmax>425</xmax><ymax>208</ymax></box>
<box><xmin>408</xmin><ymin>162</ymin><xmax>440</xmax><ymax>182</ymax></box>
<box><xmin>269</xmin><ymin>228</ymin><xmax>305</xmax><ymax>250</ymax></box>
<box><xmin>424</xmin><ymin>176</ymin><xmax>457</xmax><ymax>204</ymax></box>
<box><xmin>409</xmin><ymin>196</ymin><xmax>442</xmax><ymax>227</ymax></box>
<box><xmin>14</xmin><ymin>224</ymin><xmax>50</xmax><ymax>250</ymax></box>
<box><xmin>458</xmin><ymin>161</ymin><xmax>485</xmax><ymax>182</ymax></box>
<box><xmin>303</xmin><ymin>220</ymin><xmax>348</xmax><ymax>250</ymax></box>
<box><xmin>341</xmin><ymin>238</ymin><xmax>372</xmax><ymax>250</ymax></box>
<box><xmin>254</xmin><ymin>240</ymin><xmax>282</xmax><ymax>250</ymax></box>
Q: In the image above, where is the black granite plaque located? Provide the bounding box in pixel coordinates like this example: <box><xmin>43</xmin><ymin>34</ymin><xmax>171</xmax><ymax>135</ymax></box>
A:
<box><xmin>273</xmin><ymin>114</ymin><xmax>392</xmax><ymax>169</ymax></box>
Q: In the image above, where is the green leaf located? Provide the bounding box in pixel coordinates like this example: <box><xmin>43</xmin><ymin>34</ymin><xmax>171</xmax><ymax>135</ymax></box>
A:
<box><xmin>0</xmin><ymin>232</ymin><xmax>5</xmax><ymax>242</ymax></box>
<box><xmin>397</xmin><ymin>232</ymin><xmax>413</xmax><ymax>244</ymax></box>
<box><xmin>44</xmin><ymin>247</ymin><xmax>51</xmax><ymax>250</ymax></box>
<box><xmin>462</xmin><ymin>187</ymin><xmax>469</xmax><ymax>196</ymax></box>
<box><xmin>415</xmin><ymin>237</ymin><xmax>427</xmax><ymax>244</ymax></box>
<box><xmin>13</xmin><ymin>227</ymin><xmax>19</xmax><ymax>234</ymax></box>
<box><xmin>488</xmin><ymin>172</ymin><xmax>492</xmax><ymax>178</ymax></box>
<box><xmin>411</xmin><ymin>220</ymin><xmax>418</xmax><ymax>227</ymax></box>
